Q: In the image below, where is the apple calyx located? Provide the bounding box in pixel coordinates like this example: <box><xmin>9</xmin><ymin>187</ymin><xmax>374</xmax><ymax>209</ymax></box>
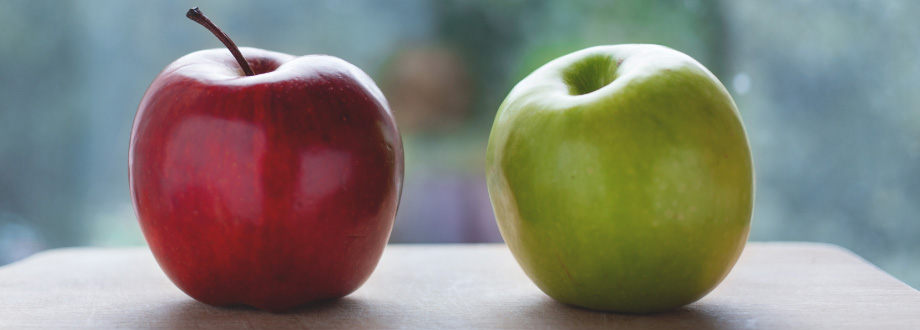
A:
<box><xmin>186</xmin><ymin>7</ymin><xmax>255</xmax><ymax>76</ymax></box>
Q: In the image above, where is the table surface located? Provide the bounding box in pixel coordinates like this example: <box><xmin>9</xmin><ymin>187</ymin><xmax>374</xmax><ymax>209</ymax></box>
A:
<box><xmin>0</xmin><ymin>243</ymin><xmax>918</xmax><ymax>329</ymax></box>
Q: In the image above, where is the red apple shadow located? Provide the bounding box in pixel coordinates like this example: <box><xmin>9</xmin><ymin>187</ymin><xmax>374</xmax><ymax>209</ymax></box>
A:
<box><xmin>148</xmin><ymin>297</ymin><xmax>402</xmax><ymax>329</ymax></box>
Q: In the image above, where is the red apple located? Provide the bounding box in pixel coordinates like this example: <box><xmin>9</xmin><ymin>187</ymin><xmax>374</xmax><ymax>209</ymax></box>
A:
<box><xmin>128</xmin><ymin>8</ymin><xmax>403</xmax><ymax>311</ymax></box>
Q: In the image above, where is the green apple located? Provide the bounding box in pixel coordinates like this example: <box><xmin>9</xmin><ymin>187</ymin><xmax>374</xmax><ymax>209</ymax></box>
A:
<box><xmin>486</xmin><ymin>44</ymin><xmax>753</xmax><ymax>313</ymax></box>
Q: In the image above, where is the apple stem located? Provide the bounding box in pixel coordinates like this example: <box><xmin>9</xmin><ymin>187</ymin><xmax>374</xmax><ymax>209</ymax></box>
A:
<box><xmin>186</xmin><ymin>7</ymin><xmax>255</xmax><ymax>76</ymax></box>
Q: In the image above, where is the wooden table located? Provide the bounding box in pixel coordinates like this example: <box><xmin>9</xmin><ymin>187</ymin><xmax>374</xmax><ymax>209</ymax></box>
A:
<box><xmin>0</xmin><ymin>243</ymin><xmax>918</xmax><ymax>329</ymax></box>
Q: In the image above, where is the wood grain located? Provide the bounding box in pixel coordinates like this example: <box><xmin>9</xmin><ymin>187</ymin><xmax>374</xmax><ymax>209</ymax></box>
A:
<box><xmin>0</xmin><ymin>243</ymin><xmax>917</xmax><ymax>329</ymax></box>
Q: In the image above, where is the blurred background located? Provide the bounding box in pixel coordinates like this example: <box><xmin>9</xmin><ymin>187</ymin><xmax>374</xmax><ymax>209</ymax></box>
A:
<box><xmin>1</xmin><ymin>0</ymin><xmax>918</xmax><ymax>288</ymax></box>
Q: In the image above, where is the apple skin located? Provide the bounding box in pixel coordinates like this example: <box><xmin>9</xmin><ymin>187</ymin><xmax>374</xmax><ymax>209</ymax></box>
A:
<box><xmin>129</xmin><ymin>47</ymin><xmax>403</xmax><ymax>312</ymax></box>
<box><xmin>486</xmin><ymin>44</ymin><xmax>753</xmax><ymax>313</ymax></box>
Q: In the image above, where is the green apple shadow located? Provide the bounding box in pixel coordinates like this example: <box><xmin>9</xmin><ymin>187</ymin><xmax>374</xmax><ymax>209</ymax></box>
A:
<box><xmin>148</xmin><ymin>297</ymin><xmax>402</xmax><ymax>329</ymax></box>
<box><xmin>511</xmin><ymin>295</ymin><xmax>741</xmax><ymax>329</ymax></box>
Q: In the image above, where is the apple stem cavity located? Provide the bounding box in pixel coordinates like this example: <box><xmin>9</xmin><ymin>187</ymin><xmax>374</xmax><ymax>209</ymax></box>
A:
<box><xmin>563</xmin><ymin>55</ymin><xmax>620</xmax><ymax>96</ymax></box>
<box><xmin>186</xmin><ymin>7</ymin><xmax>255</xmax><ymax>77</ymax></box>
